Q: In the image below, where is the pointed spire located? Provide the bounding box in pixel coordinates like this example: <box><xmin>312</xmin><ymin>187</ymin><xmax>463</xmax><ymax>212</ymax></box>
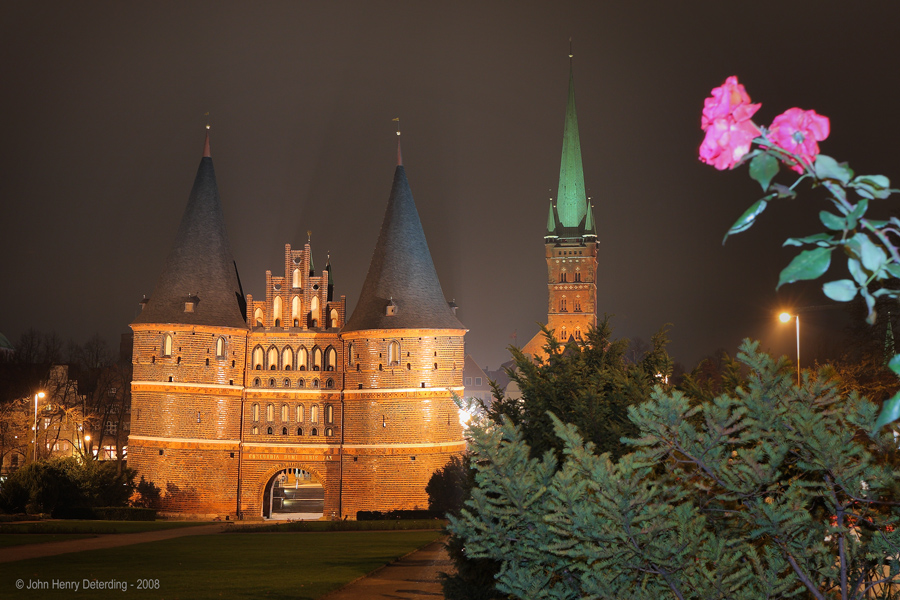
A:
<box><xmin>584</xmin><ymin>200</ymin><xmax>597</xmax><ymax>237</ymax></box>
<box><xmin>555</xmin><ymin>51</ymin><xmax>588</xmax><ymax>230</ymax></box>
<box><xmin>324</xmin><ymin>252</ymin><xmax>333</xmax><ymax>285</ymax></box>
<box><xmin>203</xmin><ymin>128</ymin><xmax>211</xmax><ymax>158</ymax></box>
<box><xmin>133</xmin><ymin>134</ymin><xmax>246</xmax><ymax>329</ymax></box>
<box><xmin>545</xmin><ymin>200</ymin><xmax>558</xmax><ymax>237</ymax></box>
<box><xmin>344</xmin><ymin>162</ymin><xmax>464</xmax><ymax>332</ymax></box>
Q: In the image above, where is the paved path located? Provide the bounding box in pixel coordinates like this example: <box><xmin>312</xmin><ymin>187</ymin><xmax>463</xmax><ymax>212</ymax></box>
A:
<box><xmin>0</xmin><ymin>523</ymin><xmax>227</xmax><ymax>563</ymax></box>
<box><xmin>321</xmin><ymin>537</ymin><xmax>452</xmax><ymax>600</ymax></box>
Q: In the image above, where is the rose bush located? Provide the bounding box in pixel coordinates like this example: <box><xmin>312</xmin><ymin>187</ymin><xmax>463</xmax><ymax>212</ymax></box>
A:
<box><xmin>699</xmin><ymin>76</ymin><xmax>900</xmax><ymax>431</ymax></box>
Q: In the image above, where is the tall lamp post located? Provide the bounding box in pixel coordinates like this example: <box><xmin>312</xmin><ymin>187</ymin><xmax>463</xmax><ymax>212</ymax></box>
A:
<box><xmin>779</xmin><ymin>312</ymin><xmax>800</xmax><ymax>386</ymax></box>
<box><xmin>33</xmin><ymin>391</ymin><xmax>45</xmax><ymax>462</ymax></box>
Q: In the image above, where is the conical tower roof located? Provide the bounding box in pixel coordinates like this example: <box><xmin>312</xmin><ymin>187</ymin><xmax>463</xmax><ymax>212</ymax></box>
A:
<box><xmin>343</xmin><ymin>164</ymin><xmax>463</xmax><ymax>332</ymax></box>
<box><xmin>555</xmin><ymin>58</ymin><xmax>588</xmax><ymax>230</ymax></box>
<box><xmin>133</xmin><ymin>134</ymin><xmax>247</xmax><ymax>329</ymax></box>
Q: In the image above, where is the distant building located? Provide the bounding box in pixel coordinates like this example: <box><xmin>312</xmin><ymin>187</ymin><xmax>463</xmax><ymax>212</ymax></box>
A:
<box><xmin>463</xmin><ymin>355</ymin><xmax>493</xmax><ymax>407</ymax></box>
<box><xmin>128</xmin><ymin>134</ymin><xmax>465</xmax><ymax>520</ymax></box>
<box><xmin>522</xmin><ymin>55</ymin><xmax>598</xmax><ymax>358</ymax></box>
<box><xmin>0</xmin><ymin>332</ymin><xmax>14</xmax><ymax>359</ymax></box>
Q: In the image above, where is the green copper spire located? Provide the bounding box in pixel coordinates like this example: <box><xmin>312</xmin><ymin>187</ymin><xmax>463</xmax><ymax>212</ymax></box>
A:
<box><xmin>555</xmin><ymin>58</ymin><xmax>587</xmax><ymax>229</ymax></box>
<box><xmin>584</xmin><ymin>200</ymin><xmax>596</xmax><ymax>237</ymax></box>
<box><xmin>546</xmin><ymin>201</ymin><xmax>557</xmax><ymax>236</ymax></box>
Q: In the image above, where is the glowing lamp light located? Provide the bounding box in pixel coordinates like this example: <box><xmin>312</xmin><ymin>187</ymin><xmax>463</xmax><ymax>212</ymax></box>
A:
<box><xmin>779</xmin><ymin>312</ymin><xmax>792</xmax><ymax>323</ymax></box>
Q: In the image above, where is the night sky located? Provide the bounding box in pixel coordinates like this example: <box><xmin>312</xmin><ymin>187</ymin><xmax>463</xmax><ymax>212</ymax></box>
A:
<box><xmin>3</xmin><ymin>1</ymin><xmax>900</xmax><ymax>372</ymax></box>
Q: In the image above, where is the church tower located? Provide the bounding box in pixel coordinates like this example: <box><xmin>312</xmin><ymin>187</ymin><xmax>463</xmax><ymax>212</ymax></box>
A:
<box><xmin>129</xmin><ymin>132</ymin><xmax>249</xmax><ymax>516</ymax></box>
<box><xmin>339</xmin><ymin>141</ymin><xmax>467</xmax><ymax>515</ymax></box>
<box><xmin>523</xmin><ymin>52</ymin><xmax>598</xmax><ymax>357</ymax></box>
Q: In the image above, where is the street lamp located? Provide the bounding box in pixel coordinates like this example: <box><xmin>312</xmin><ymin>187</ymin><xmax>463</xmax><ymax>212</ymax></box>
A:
<box><xmin>33</xmin><ymin>391</ymin><xmax>45</xmax><ymax>462</ymax></box>
<box><xmin>779</xmin><ymin>312</ymin><xmax>800</xmax><ymax>385</ymax></box>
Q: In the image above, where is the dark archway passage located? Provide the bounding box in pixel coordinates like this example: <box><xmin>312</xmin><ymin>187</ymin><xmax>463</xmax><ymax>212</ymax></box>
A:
<box><xmin>262</xmin><ymin>468</ymin><xmax>324</xmax><ymax>520</ymax></box>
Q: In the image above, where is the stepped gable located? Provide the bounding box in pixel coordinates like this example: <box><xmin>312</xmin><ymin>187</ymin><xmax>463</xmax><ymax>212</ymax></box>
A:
<box><xmin>343</xmin><ymin>163</ymin><xmax>463</xmax><ymax>332</ymax></box>
<box><xmin>133</xmin><ymin>133</ymin><xmax>247</xmax><ymax>329</ymax></box>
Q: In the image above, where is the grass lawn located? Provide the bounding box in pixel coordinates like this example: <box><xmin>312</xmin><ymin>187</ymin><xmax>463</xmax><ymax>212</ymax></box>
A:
<box><xmin>0</xmin><ymin>521</ymin><xmax>210</xmax><ymax>535</ymax></box>
<box><xmin>0</xmin><ymin>529</ymin><xmax>443</xmax><ymax>599</ymax></box>
<box><xmin>0</xmin><ymin>534</ymin><xmax>96</xmax><ymax>549</ymax></box>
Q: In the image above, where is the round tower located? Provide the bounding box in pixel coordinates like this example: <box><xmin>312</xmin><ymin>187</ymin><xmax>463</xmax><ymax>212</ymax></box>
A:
<box><xmin>340</xmin><ymin>145</ymin><xmax>466</xmax><ymax>515</ymax></box>
<box><xmin>129</xmin><ymin>133</ymin><xmax>249</xmax><ymax>518</ymax></box>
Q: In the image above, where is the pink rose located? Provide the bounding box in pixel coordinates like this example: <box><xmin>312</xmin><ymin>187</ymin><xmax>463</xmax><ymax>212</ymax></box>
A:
<box><xmin>768</xmin><ymin>108</ymin><xmax>830</xmax><ymax>173</ymax></box>
<box><xmin>699</xmin><ymin>76</ymin><xmax>761</xmax><ymax>170</ymax></box>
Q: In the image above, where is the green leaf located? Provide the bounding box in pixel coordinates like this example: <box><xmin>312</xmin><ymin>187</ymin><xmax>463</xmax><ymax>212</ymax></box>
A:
<box><xmin>851</xmin><ymin>175</ymin><xmax>892</xmax><ymax>200</ymax></box>
<box><xmin>783</xmin><ymin>233</ymin><xmax>835</xmax><ymax>248</ymax></box>
<box><xmin>822</xmin><ymin>279</ymin><xmax>857</xmax><ymax>302</ymax></box>
<box><xmin>885</xmin><ymin>263</ymin><xmax>900</xmax><ymax>278</ymax></box>
<box><xmin>850</xmin><ymin>232</ymin><xmax>887</xmax><ymax>273</ymax></box>
<box><xmin>874</xmin><ymin>389</ymin><xmax>900</xmax><ymax>431</ymax></box>
<box><xmin>815</xmin><ymin>155</ymin><xmax>853</xmax><ymax>185</ymax></box>
<box><xmin>749</xmin><ymin>154</ymin><xmax>779</xmax><ymax>192</ymax></box>
<box><xmin>847</xmin><ymin>258</ymin><xmax>868</xmax><ymax>286</ymax></box>
<box><xmin>819</xmin><ymin>211</ymin><xmax>846</xmax><ymax>231</ymax></box>
<box><xmin>777</xmin><ymin>247</ymin><xmax>833</xmax><ymax>288</ymax></box>
<box><xmin>724</xmin><ymin>199</ymin><xmax>769</xmax><ymax>242</ymax></box>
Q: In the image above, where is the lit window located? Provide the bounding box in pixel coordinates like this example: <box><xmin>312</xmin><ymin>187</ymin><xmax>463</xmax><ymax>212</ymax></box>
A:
<box><xmin>388</xmin><ymin>341</ymin><xmax>400</xmax><ymax>365</ymax></box>
<box><xmin>313</xmin><ymin>347</ymin><xmax>322</xmax><ymax>370</ymax></box>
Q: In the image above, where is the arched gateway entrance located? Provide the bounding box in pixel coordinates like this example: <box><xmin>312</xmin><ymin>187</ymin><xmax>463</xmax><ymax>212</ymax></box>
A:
<box><xmin>262</xmin><ymin>468</ymin><xmax>324</xmax><ymax>520</ymax></box>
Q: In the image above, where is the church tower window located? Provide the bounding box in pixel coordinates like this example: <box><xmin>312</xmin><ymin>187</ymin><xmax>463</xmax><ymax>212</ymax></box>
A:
<box><xmin>251</xmin><ymin>403</ymin><xmax>259</xmax><ymax>421</ymax></box>
<box><xmin>267</xmin><ymin>347</ymin><xmax>278</xmax><ymax>370</ymax></box>
<box><xmin>266</xmin><ymin>404</ymin><xmax>274</xmax><ymax>421</ymax></box>
<box><xmin>252</xmin><ymin>346</ymin><xmax>264</xmax><ymax>370</ymax></box>
<box><xmin>292</xmin><ymin>269</ymin><xmax>301</xmax><ymax>288</ymax></box>
<box><xmin>162</xmin><ymin>334</ymin><xmax>173</xmax><ymax>357</ymax></box>
<box><xmin>215</xmin><ymin>337</ymin><xmax>225</xmax><ymax>358</ymax></box>
<box><xmin>325</xmin><ymin>346</ymin><xmax>336</xmax><ymax>371</ymax></box>
<box><xmin>282</xmin><ymin>347</ymin><xmax>293</xmax><ymax>370</ymax></box>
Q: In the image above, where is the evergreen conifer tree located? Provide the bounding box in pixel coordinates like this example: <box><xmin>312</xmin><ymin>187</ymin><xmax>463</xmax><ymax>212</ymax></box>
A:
<box><xmin>449</xmin><ymin>340</ymin><xmax>900</xmax><ymax>600</ymax></box>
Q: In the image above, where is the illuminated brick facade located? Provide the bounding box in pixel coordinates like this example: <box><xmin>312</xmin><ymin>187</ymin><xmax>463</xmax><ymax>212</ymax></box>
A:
<box><xmin>129</xmin><ymin>136</ymin><xmax>465</xmax><ymax>519</ymax></box>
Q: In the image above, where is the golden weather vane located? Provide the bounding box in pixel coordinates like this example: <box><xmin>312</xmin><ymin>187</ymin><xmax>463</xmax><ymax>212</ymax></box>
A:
<box><xmin>393</xmin><ymin>117</ymin><xmax>400</xmax><ymax>136</ymax></box>
<box><xmin>204</xmin><ymin>111</ymin><xmax>210</xmax><ymax>130</ymax></box>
